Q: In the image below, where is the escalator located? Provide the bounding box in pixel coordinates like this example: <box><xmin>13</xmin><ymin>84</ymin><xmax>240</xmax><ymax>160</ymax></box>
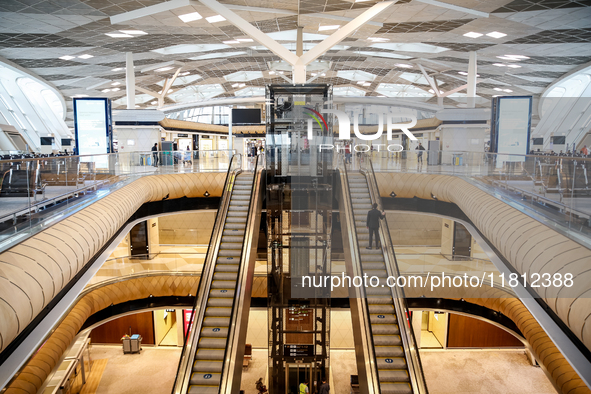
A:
<box><xmin>173</xmin><ymin>155</ymin><xmax>264</xmax><ymax>394</ymax></box>
<box><xmin>339</xmin><ymin>160</ymin><xmax>427</xmax><ymax>394</ymax></box>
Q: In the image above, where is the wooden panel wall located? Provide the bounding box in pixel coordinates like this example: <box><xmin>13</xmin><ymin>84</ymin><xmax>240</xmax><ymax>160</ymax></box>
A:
<box><xmin>447</xmin><ymin>314</ymin><xmax>523</xmax><ymax>348</ymax></box>
<box><xmin>90</xmin><ymin>312</ymin><xmax>155</xmax><ymax>345</ymax></box>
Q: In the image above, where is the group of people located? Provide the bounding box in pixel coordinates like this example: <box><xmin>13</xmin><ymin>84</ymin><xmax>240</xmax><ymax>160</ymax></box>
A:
<box><xmin>297</xmin><ymin>378</ymin><xmax>330</xmax><ymax>394</ymax></box>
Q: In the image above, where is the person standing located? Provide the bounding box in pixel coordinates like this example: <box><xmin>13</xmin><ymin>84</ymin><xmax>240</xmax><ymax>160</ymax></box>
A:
<box><xmin>582</xmin><ymin>145</ymin><xmax>589</xmax><ymax>156</ymax></box>
<box><xmin>366</xmin><ymin>203</ymin><xmax>385</xmax><ymax>249</ymax></box>
<box><xmin>299</xmin><ymin>381</ymin><xmax>309</xmax><ymax>394</ymax></box>
<box><xmin>319</xmin><ymin>378</ymin><xmax>330</xmax><ymax>394</ymax></box>
<box><xmin>151</xmin><ymin>143</ymin><xmax>158</xmax><ymax>167</ymax></box>
<box><xmin>416</xmin><ymin>142</ymin><xmax>425</xmax><ymax>164</ymax></box>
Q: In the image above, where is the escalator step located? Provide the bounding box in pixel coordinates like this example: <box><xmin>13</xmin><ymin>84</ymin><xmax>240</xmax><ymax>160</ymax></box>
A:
<box><xmin>210</xmin><ymin>289</ymin><xmax>235</xmax><ymax>298</ymax></box>
<box><xmin>195</xmin><ymin>349</ymin><xmax>224</xmax><ymax>360</ymax></box>
<box><xmin>221</xmin><ymin>236</ymin><xmax>244</xmax><ymax>242</ymax></box>
<box><xmin>226</xmin><ymin>223</ymin><xmax>245</xmax><ymax>229</ymax></box>
<box><xmin>219</xmin><ymin>242</ymin><xmax>243</xmax><ymax>249</ymax></box>
<box><xmin>373</xmin><ymin>335</ymin><xmax>402</xmax><ymax>346</ymax></box>
<box><xmin>370</xmin><ymin>314</ymin><xmax>397</xmax><ymax>324</ymax></box>
<box><xmin>223</xmin><ymin>230</ymin><xmax>245</xmax><ymax>236</ymax></box>
<box><xmin>215</xmin><ymin>264</ymin><xmax>239</xmax><ymax>273</ymax></box>
<box><xmin>218</xmin><ymin>250</ymin><xmax>241</xmax><ymax>257</ymax></box>
<box><xmin>188</xmin><ymin>385</ymin><xmax>219</xmax><ymax>394</ymax></box>
<box><xmin>372</xmin><ymin>324</ymin><xmax>399</xmax><ymax>335</ymax></box>
<box><xmin>367</xmin><ymin>297</ymin><xmax>394</xmax><ymax>304</ymax></box>
<box><xmin>377</xmin><ymin>357</ymin><xmax>407</xmax><ymax>370</ymax></box>
<box><xmin>190</xmin><ymin>372</ymin><xmax>221</xmax><ymax>385</ymax></box>
<box><xmin>368</xmin><ymin>304</ymin><xmax>395</xmax><ymax>314</ymax></box>
<box><xmin>207</xmin><ymin>298</ymin><xmax>233</xmax><ymax>307</ymax></box>
<box><xmin>378</xmin><ymin>370</ymin><xmax>410</xmax><ymax>382</ymax></box>
<box><xmin>193</xmin><ymin>361</ymin><xmax>223</xmax><ymax>372</ymax></box>
<box><xmin>199</xmin><ymin>337</ymin><xmax>227</xmax><ymax>348</ymax></box>
<box><xmin>211</xmin><ymin>281</ymin><xmax>237</xmax><ymax>289</ymax></box>
<box><xmin>380</xmin><ymin>383</ymin><xmax>412</xmax><ymax>394</ymax></box>
<box><xmin>205</xmin><ymin>307</ymin><xmax>232</xmax><ymax>317</ymax></box>
<box><xmin>217</xmin><ymin>257</ymin><xmax>240</xmax><ymax>264</ymax></box>
<box><xmin>214</xmin><ymin>272</ymin><xmax>238</xmax><ymax>281</ymax></box>
<box><xmin>375</xmin><ymin>346</ymin><xmax>404</xmax><ymax>357</ymax></box>
<box><xmin>200</xmin><ymin>327</ymin><xmax>229</xmax><ymax>337</ymax></box>
<box><xmin>203</xmin><ymin>317</ymin><xmax>230</xmax><ymax>327</ymax></box>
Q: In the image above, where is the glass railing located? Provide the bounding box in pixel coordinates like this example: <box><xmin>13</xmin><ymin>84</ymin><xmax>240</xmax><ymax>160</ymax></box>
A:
<box><xmin>0</xmin><ymin>150</ymin><xmax>234</xmax><ymax>253</ymax></box>
<box><xmin>355</xmin><ymin>150</ymin><xmax>591</xmax><ymax>247</ymax></box>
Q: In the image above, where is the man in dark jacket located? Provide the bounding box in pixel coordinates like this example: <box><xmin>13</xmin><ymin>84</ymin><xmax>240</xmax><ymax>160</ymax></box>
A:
<box><xmin>366</xmin><ymin>203</ymin><xmax>385</xmax><ymax>249</ymax></box>
<box><xmin>151</xmin><ymin>143</ymin><xmax>158</xmax><ymax>167</ymax></box>
<box><xmin>319</xmin><ymin>378</ymin><xmax>330</xmax><ymax>394</ymax></box>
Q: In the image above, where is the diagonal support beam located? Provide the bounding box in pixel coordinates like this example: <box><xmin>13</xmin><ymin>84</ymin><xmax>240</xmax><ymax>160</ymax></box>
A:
<box><xmin>298</xmin><ymin>1</ymin><xmax>397</xmax><ymax>66</ymax></box>
<box><xmin>413</xmin><ymin>0</ymin><xmax>489</xmax><ymax>18</ymax></box>
<box><xmin>199</xmin><ymin>0</ymin><xmax>298</xmax><ymax>65</ymax></box>
<box><xmin>418</xmin><ymin>64</ymin><xmax>441</xmax><ymax>97</ymax></box>
<box><xmin>111</xmin><ymin>0</ymin><xmax>194</xmax><ymax>24</ymax></box>
<box><xmin>440</xmin><ymin>83</ymin><xmax>470</xmax><ymax>98</ymax></box>
<box><xmin>136</xmin><ymin>86</ymin><xmax>160</xmax><ymax>99</ymax></box>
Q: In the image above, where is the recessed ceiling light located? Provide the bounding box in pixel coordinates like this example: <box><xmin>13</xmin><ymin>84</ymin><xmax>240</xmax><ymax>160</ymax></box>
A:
<box><xmin>368</xmin><ymin>37</ymin><xmax>389</xmax><ymax>42</ymax></box>
<box><xmin>505</xmin><ymin>55</ymin><xmax>529</xmax><ymax>59</ymax></box>
<box><xmin>151</xmin><ymin>101</ymin><xmax>157</xmax><ymax>105</ymax></box>
<box><xmin>78</xmin><ymin>54</ymin><xmax>93</xmax><ymax>59</ymax></box>
<box><xmin>492</xmin><ymin>63</ymin><xmax>506</xmax><ymax>67</ymax></box>
<box><xmin>105</xmin><ymin>33</ymin><xmax>133</xmax><ymax>38</ymax></box>
<box><xmin>206</xmin><ymin>15</ymin><xmax>226</xmax><ymax>23</ymax></box>
<box><xmin>503</xmin><ymin>89</ymin><xmax>513</xmax><ymax>92</ymax></box>
<box><xmin>235</xmin><ymin>38</ymin><xmax>253</xmax><ymax>42</ymax></box>
<box><xmin>179</xmin><ymin>12</ymin><xmax>202</xmax><ymax>23</ymax></box>
<box><xmin>111</xmin><ymin>87</ymin><xmax>120</xmax><ymax>91</ymax></box>
<box><xmin>70</xmin><ymin>94</ymin><xmax>88</xmax><ymax>98</ymax></box>
<box><xmin>497</xmin><ymin>56</ymin><xmax>517</xmax><ymax>61</ymax></box>
<box><xmin>321</xmin><ymin>73</ymin><xmax>326</xmax><ymax>76</ymax></box>
<box><xmin>458</xmin><ymin>71</ymin><xmax>480</xmax><ymax>76</ymax></box>
<box><xmin>119</xmin><ymin>30</ymin><xmax>147</xmax><ymax>35</ymax></box>
<box><xmin>278</xmin><ymin>71</ymin><xmax>284</xmax><ymax>74</ymax></box>
<box><xmin>59</xmin><ymin>55</ymin><xmax>75</xmax><ymax>60</ymax></box>
<box><xmin>493</xmin><ymin>87</ymin><xmax>503</xmax><ymax>91</ymax></box>
<box><xmin>111</xmin><ymin>82</ymin><xmax>120</xmax><ymax>86</ymax></box>
<box><xmin>112</xmin><ymin>67</ymin><xmax>123</xmax><ymax>72</ymax></box>
<box><xmin>135</xmin><ymin>105</ymin><xmax>141</xmax><ymax>108</ymax></box>
<box><xmin>319</xmin><ymin>25</ymin><xmax>340</xmax><ymax>31</ymax></box>
<box><xmin>396</xmin><ymin>64</ymin><xmax>413</xmax><ymax>68</ymax></box>
<box><xmin>507</xmin><ymin>64</ymin><xmax>521</xmax><ymax>68</ymax></box>
<box><xmin>232</xmin><ymin>83</ymin><xmax>239</xmax><ymax>87</ymax></box>
<box><xmin>168</xmin><ymin>89</ymin><xmax>173</xmax><ymax>93</ymax></box>
<box><xmin>269</xmin><ymin>71</ymin><xmax>275</xmax><ymax>75</ymax></box>
<box><xmin>311</xmin><ymin>72</ymin><xmax>317</xmax><ymax>76</ymax></box>
<box><xmin>362</xmin><ymin>82</ymin><xmax>371</xmax><ymax>86</ymax></box>
<box><xmin>101</xmin><ymin>89</ymin><xmax>111</xmax><ymax>93</ymax></box>
<box><xmin>223</xmin><ymin>40</ymin><xmax>240</xmax><ymax>44</ymax></box>
<box><xmin>155</xmin><ymin>66</ymin><xmax>173</xmax><ymax>72</ymax></box>
<box><xmin>357</xmin><ymin>81</ymin><xmax>366</xmax><ymax>85</ymax></box>
<box><xmin>463</xmin><ymin>32</ymin><xmax>483</xmax><ymax>38</ymax></box>
<box><xmin>239</xmin><ymin>83</ymin><xmax>246</xmax><ymax>87</ymax></box>
<box><xmin>179</xmin><ymin>71</ymin><xmax>190</xmax><ymax>76</ymax></box>
<box><xmin>486</xmin><ymin>31</ymin><xmax>507</xmax><ymax>38</ymax></box>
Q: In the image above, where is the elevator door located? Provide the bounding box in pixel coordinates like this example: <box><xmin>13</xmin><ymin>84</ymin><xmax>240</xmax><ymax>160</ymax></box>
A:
<box><xmin>286</xmin><ymin>363</ymin><xmax>312</xmax><ymax>394</ymax></box>
<box><xmin>130</xmin><ymin>221</ymin><xmax>149</xmax><ymax>257</ymax></box>
<box><xmin>452</xmin><ymin>222</ymin><xmax>471</xmax><ymax>257</ymax></box>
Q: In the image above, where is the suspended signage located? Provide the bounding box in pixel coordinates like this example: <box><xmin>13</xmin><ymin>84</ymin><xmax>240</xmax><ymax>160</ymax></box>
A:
<box><xmin>73</xmin><ymin>97</ymin><xmax>113</xmax><ymax>168</ymax></box>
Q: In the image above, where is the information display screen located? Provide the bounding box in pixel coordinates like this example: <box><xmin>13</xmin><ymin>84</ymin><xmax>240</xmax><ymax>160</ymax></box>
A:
<box><xmin>74</xmin><ymin>98</ymin><xmax>112</xmax><ymax>167</ymax></box>
<box><xmin>492</xmin><ymin>96</ymin><xmax>532</xmax><ymax>162</ymax></box>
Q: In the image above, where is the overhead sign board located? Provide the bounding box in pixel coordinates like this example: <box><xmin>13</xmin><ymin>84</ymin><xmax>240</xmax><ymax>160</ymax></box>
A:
<box><xmin>73</xmin><ymin>98</ymin><xmax>112</xmax><ymax>167</ymax></box>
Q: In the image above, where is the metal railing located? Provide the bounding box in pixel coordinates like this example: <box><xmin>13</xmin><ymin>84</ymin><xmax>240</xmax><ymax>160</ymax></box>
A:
<box><xmin>0</xmin><ymin>150</ymin><xmax>235</xmax><ymax>254</ymax></box>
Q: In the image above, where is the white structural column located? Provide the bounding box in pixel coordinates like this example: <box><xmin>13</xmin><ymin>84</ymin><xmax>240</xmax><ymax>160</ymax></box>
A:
<box><xmin>228</xmin><ymin>106</ymin><xmax>233</xmax><ymax>153</ymax></box>
<box><xmin>467</xmin><ymin>51</ymin><xmax>477</xmax><ymax>108</ymax></box>
<box><xmin>126</xmin><ymin>52</ymin><xmax>135</xmax><ymax>109</ymax></box>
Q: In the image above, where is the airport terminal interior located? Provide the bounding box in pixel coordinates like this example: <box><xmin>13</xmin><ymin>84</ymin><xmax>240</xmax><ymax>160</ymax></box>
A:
<box><xmin>1</xmin><ymin>0</ymin><xmax>591</xmax><ymax>393</ymax></box>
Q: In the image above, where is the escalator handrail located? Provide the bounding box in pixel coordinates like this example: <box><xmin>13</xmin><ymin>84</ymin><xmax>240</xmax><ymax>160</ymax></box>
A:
<box><xmin>218</xmin><ymin>154</ymin><xmax>264</xmax><ymax>394</ymax></box>
<box><xmin>361</xmin><ymin>155</ymin><xmax>429</xmax><ymax>394</ymax></box>
<box><xmin>172</xmin><ymin>153</ymin><xmax>243</xmax><ymax>394</ymax></box>
<box><xmin>339</xmin><ymin>154</ymin><xmax>381</xmax><ymax>394</ymax></box>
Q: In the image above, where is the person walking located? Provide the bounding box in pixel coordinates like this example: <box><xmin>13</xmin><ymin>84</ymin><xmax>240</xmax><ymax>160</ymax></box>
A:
<box><xmin>151</xmin><ymin>143</ymin><xmax>158</xmax><ymax>167</ymax></box>
<box><xmin>319</xmin><ymin>378</ymin><xmax>330</xmax><ymax>394</ymax></box>
<box><xmin>366</xmin><ymin>203</ymin><xmax>385</xmax><ymax>249</ymax></box>
<box><xmin>345</xmin><ymin>144</ymin><xmax>352</xmax><ymax>164</ymax></box>
<box><xmin>416</xmin><ymin>142</ymin><xmax>425</xmax><ymax>164</ymax></box>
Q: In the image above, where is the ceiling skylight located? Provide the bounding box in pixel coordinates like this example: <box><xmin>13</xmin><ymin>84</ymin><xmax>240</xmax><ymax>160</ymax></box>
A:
<box><xmin>178</xmin><ymin>12</ymin><xmax>202</xmax><ymax>23</ymax></box>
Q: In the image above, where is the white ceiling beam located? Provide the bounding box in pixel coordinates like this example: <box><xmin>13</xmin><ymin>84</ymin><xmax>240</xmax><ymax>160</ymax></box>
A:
<box><xmin>224</xmin><ymin>4</ymin><xmax>298</xmax><ymax>15</ymax></box>
<box><xmin>413</xmin><ymin>0</ymin><xmax>489</xmax><ymax>18</ymax></box>
<box><xmin>418</xmin><ymin>64</ymin><xmax>441</xmax><ymax>97</ymax></box>
<box><xmin>440</xmin><ymin>84</ymin><xmax>469</xmax><ymax>97</ymax></box>
<box><xmin>199</xmin><ymin>0</ymin><xmax>299</xmax><ymax>65</ymax></box>
<box><xmin>135</xmin><ymin>86</ymin><xmax>160</xmax><ymax>99</ymax></box>
<box><xmin>163</xmin><ymin>67</ymin><xmax>183</xmax><ymax>95</ymax></box>
<box><xmin>298</xmin><ymin>1</ymin><xmax>397</xmax><ymax>66</ymax></box>
<box><xmin>110</xmin><ymin>0</ymin><xmax>194</xmax><ymax>24</ymax></box>
<box><xmin>305</xmin><ymin>13</ymin><xmax>383</xmax><ymax>27</ymax></box>
<box><xmin>85</xmin><ymin>80</ymin><xmax>111</xmax><ymax>90</ymax></box>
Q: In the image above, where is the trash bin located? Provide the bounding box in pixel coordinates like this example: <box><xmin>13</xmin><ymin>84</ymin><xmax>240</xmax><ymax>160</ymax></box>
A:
<box><xmin>122</xmin><ymin>334</ymin><xmax>142</xmax><ymax>354</ymax></box>
<box><xmin>452</xmin><ymin>153</ymin><xmax>463</xmax><ymax>166</ymax></box>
